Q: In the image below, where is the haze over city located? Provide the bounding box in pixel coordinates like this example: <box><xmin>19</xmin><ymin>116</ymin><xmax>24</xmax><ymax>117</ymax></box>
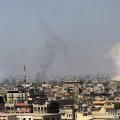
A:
<box><xmin>0</xmin><ymin>0</ymin><xmax>120</xmax><ymax>78</ymax></box>
<box><xmin>2</xmin><ymin>1</ymin><xmax>120</xmax><ymax>120</ymax></box>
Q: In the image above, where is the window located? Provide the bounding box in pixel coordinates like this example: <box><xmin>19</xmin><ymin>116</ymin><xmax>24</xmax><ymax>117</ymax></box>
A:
<box><xmin>34</xmin><ymin>107</ymin><xmax>37</xmax><ymax>111</ymax></box>
<box><xmin>11</xmin><ymin>107</ymin><xmax>14</xmax><ymax>110</ymax></box>
<box><xmin>6</xmin><ymin>107</ymin><xmax>10</xmax><ymax>110</ymax></box>
<box><xmin>38</xmin><ymin>107</ymin><xmax>40</xmax><ymax>111</ymax></box>
<box><xmin>29</xmin><ymin>118</ymin><xmax>31</xmax><ymax>120</ymax></box>
<box><xmin>107</xmin><ymin>103</ymin><xmax>112</xmax><ymax>105</ymax></box>
<box><xmin>83</xmin><ymin>113</ymin><xmax>87</xmax><ymax>116</ymax></box>
<box><xmin>23</xmin><ymin>118</ymin><xmax>26</xmax><ymax>120</ymax></box>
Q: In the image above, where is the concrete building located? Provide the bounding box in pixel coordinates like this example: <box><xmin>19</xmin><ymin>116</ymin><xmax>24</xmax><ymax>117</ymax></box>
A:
<box><xmin>60</xmin><ymin>105</ymin><xmax>74</xmax><ymax>120</ymax></box>
<box><xmin>7</xmin><ymin>90</ymin><xmax>26</xmax><ymax>101</ymax></box>
<box><xmin>33</xmin><ymin>102</ymin><xmax>48</xmax><ymax>114</ymax></box>
<box><xmin>15</xmin><ymin>100</ymin><xmax>33</xmax><ymax>113</ymax></box>
<box><xmin>0</xmin><ymin>114</ymin><xmax>16</xmax><ymax>120</ymax></box>
<box><xmin>63</xmin><ymin>79</ymin><xmax>80</xmax><ymax>88</ymax></box>
<box><xmin>0</xmin><ymin>113</ymin><xmax>61</xmax><ymax>120</ymax></box>
<box><xmin>5</xmin><ymin>101</ymin><xmax>15</xmax><ymax>112</ymax></box>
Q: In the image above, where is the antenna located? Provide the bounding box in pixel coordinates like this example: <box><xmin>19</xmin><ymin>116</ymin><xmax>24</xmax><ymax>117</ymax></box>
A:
<box><xmin>24</xmin><ymin>65</ymin><xmax>27</xmax><ymax>101</ymax></box>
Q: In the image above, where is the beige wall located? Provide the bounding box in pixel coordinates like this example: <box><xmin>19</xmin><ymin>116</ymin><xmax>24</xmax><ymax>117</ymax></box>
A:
<box><xmin>33</xmin><ymin>104</ymin><xmax>47</xmax><ymax>114</ymax></box>
<box><xmin>7</xmin><ymin>92</ymin><xmax>25</xmax><ymax>101</ymax></box>
<box><xmin>60</xmin><ymin>107</ymin><xmax>73</xmax><ymax>120</ymax></box>
<box><xmin>0</xmin><ymin>115</ymin><xmax>16</xmax><ymax>120</ymax></box>
<box><xmin>0</xmin><ymin>113</ymin><xmax>61</xmax><ymax>120</ymax></box>
<box><xmin>75</xmin><ymin>112</ymin><xmax>93</xmax><ymax>120</ymax></box>
<box><xmin>17</xmin><ymin>115</ymin><xmax>33</xmax><ymax>120</ymax></box>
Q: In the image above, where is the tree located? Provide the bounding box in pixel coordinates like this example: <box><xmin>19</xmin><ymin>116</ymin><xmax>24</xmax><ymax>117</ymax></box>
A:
<box><xmin>47</xmin><ymin>101</ymin><xmax>60</xmax><ymax>113</ymax></box>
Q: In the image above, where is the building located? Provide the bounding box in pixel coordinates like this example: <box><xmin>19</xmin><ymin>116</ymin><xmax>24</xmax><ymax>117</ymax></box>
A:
<box><xmin>33</xmin><ymin>102</ymin><xmax>48</xmax><ymax>114</ymax></box>
<box><xmin>63</xmin><ymin>79</ymin><xmax>80</xmax><ymax>88</ymax></box>
<box><xmin>0</xmin><ymin>114</ymin><xmax>16</xmax><ymax>120</ymax></box>
<box><xmin>5</xmin><ymin>101</ymin><xmax>15</xmax><ymax>113</ymax></box>
<box><xmin>0</xmin><ymin>113</ymin><xmax>61</xmax><ymax>120</ymax></box>
<box><xmin>60</xmin><ymin>105</ymin><xmax>74</xmax><ymax>120</ymax></box>
<box><xmin>15</xmin><ymin>100</ymin><xmax>33</xmax><ymax>113</ymax></box>
<box><xmin>7</xmin><ymin>90</ymin><xmax>25</xmax><ymax>101</ymax></box>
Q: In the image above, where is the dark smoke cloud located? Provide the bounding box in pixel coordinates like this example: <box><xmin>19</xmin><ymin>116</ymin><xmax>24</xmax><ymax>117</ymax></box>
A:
<box><xmin>38</xmin><ymin>21</ymin><xmax>68</xmax><ymax>81</ymax></box>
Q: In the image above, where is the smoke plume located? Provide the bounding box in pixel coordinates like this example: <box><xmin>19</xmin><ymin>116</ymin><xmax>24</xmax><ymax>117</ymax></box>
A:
<box><xmin>38</xmin><ymin>21</ymin><xmax>68</xmax><ymax>81</ymax></box>
<box><xmin>110</xmin><ymin>43</ymin><xmax>120</xmax><ymax>81</ymax></box>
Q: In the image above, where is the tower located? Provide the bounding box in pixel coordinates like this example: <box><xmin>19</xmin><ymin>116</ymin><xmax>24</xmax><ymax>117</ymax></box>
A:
<box><xmin>24</xmin><ymin>65</ymin><xmax>27</xmax><ymax>101</ymax></box>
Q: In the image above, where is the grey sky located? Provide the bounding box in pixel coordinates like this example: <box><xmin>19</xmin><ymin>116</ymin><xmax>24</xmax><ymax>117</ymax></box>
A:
<box><xmin>0</xmin><ymin>0</ymin><xmax>120</xmax><ymax>78</ymax></box>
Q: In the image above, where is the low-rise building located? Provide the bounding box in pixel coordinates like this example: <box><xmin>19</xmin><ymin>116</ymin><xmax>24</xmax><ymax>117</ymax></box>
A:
<box><xmin>0</xmin><ymin>113</ymin><xmax>61</xmax><ymax>120</ymax></box>
<box><xmin>63</xmin><ymin>79</ymin><xmax>80</xmax><ymax>88</ymax></box>
<box><xmin>60</xmin><ymin>105</ymin><xmax>74</xmax><ymax>120</ymax></box>
<box><xmin>7</xmin><ymin>90</ymin><xmax>25</xmax><ymax>101</ymax></box>
<box><xmin>33</xmin><ymin>102</ymin><xmax>48</xmax><ymax>114</ymax></box>
<box><xmin>15</xmin><ymin>100</ymin><xmax>33</xmax><ymax>113</ymax></box>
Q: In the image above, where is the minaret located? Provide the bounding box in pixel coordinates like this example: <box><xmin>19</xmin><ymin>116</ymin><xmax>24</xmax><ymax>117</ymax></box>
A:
<box><xmin>24</xmin><ymin>65</ymin><xmax>27</xmax><ymax>101</ymax></box>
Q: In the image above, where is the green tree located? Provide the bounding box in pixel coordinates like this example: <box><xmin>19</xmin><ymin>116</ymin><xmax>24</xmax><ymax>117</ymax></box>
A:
<box><xmin>47</xmin><ymin>101</ymin><xmax>60</xmax><ymax>113</ymax></box>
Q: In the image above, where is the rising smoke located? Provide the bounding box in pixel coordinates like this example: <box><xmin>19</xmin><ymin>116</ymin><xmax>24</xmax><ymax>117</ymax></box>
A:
<box><xmin>0</xmin><ymin>21</ymin><xmax>69</xmax><ymax>83</ymax></box>
<box><xmin>37</xmin><ymin>21</ymin><xmax>68</xmax><ymax>81</ymax></box>
<box><xmin>110</xmin><ymin>43</ymin><xmax>120</xmax><ymax>81</ymax></box>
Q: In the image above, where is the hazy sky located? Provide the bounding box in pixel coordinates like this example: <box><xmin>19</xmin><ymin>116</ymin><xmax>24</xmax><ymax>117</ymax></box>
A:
<box><xmin>0</xmin><ymin>0</ymin><xmax>120</xmax><ymax>78</ymax></box>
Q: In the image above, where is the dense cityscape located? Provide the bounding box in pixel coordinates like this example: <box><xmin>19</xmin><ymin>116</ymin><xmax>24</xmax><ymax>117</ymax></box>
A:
<box><xmin>0</xmin><ymin>1</ymin><xmax>120</xmax><ymax>120</ymax></box>
<box><xmin>0</xmin><ymin>67</ymin><xmax>120</xmax><ymax>120</ymax></box>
